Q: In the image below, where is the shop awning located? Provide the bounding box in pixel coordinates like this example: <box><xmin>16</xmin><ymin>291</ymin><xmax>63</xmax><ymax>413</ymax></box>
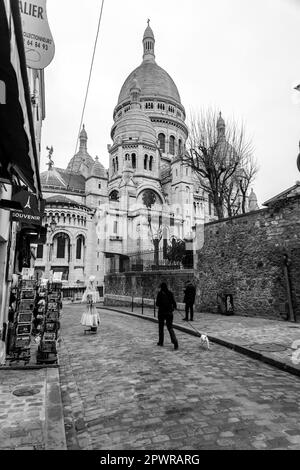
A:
<box><xmin>0</xmin><ymin>0</ymin><xmax>41</xmax><ymax>197</ymax></box>
<box><xmin>103</xmin><ymin>251</ymin><xmax>129</xmax><ymax>258</ymax></box>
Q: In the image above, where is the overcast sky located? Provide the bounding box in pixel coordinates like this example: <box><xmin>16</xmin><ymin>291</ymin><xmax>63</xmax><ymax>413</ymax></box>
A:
<box><xmin>40</xmin><ymin>0</ymin><xmax>300</xmax><ymax>205</ymax></box>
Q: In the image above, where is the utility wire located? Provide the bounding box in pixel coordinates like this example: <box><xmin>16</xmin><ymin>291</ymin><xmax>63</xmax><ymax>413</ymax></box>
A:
<box><xmin>67</xmin><ymin>0</ymin><xmax>105</xmax><ymax>189</ymax></box>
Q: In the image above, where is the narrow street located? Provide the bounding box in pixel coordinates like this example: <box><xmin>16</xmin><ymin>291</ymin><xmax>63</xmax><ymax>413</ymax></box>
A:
<box><xmin>59</xmin><ymin>304</ymin><xmax>300</xmax><ymax>450</ymax></box>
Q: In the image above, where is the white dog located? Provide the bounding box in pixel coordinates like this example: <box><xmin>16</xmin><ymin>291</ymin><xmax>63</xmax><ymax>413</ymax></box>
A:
<box><xmin>199</xmin><ymin>334</ymin><xmax>210</xmax><ymax>350</ymax></box>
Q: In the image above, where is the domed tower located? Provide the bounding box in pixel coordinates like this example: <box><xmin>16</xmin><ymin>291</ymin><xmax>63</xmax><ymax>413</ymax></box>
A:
<box><xmin>108</xmin><ymin>75</ymin><xmax>161</xmax><ymax>201</ymax></box>
<box><xmin>85</xmin><ymin>156</ymin><xmax>108</xmax><ymax>209</ymax></box>
<box><xmin>111</xmin><ymin>21</ymin><xmax>188</xmax><ymax>171</ymax></box>
<box><xmin>217</xmin><ymin>112</ymin><xmax>226</xmax><ymax>139</ymax></box>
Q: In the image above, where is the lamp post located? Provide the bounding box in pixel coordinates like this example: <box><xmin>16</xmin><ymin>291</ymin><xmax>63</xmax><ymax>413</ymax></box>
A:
<box><xmin>294</xmin><ymin>84</ymin><xmax>300</xmax><ymax>172</ymax></box>
<box><xmin>46</xmin><ymin>216</ymin><xmax>57</xmax><ymax>263</ymax></box>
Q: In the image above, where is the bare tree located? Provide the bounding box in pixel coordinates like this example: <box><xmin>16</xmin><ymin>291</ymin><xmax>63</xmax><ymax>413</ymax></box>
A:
<box><xmin>184</xmin><ymin>109</ymin><xmax>254</xmax><ymax>220</ymax></box>
<box><xmin>142</xmin><ymin>189</ymin><xmax>162</xmax><ymax>266</ymax></box>
<box><xmin>238</xmin><ymin>154</ymin><xmax>259</xmax><ymax>213</ymax></box>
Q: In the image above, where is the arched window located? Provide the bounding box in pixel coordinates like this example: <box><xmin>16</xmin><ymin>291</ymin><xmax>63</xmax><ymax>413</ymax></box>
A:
<box><xmin>76</xmin><ymin>235</ymin><xmax>85</xmax><ymax>260</ymax></box>
<box><xmin>158</xmin><ymin>133</ymin><xmax>165</xmax><ymax>153</ymax></box>
<box><xmin>149</xmin><ymin>156</ymin><xmax>153</xmax><ymax>171</ymax></box>
<box><xmin>125</xmin><ymin>153</ymin><xmax>129</xmax><ymax>161</ymax></box>
<box><xmin>186</xmin><ymin>186</ymin><xmax>190</xmax><ymax>204</ymax></box>
<box><xmin>110</xmin><ymin>190</ymin><xmax>119</xmax><ymax>201</ymax></box>
<box><xmin>178</xmin><ymin>139</ymin><xmax>182</xmax><ymax>155</ymax></box>
<box><xmin>169</xmin><ymin>135</ymin><xmax>175</xmax><ymax>155</ymax></box>
<box><xmin>144</xmin><ymin>154</ymin><xmax>148</xmax><ymax>170</ymax></box>
<box><xmin>55</xmin><ymin>233</ymin><xmax>69</xmax><ymax>259</ymax></box>
<box><xmin>131</xmin><ymin>153</ymin><xmax>136</xmax><ymax>169</ymax></box>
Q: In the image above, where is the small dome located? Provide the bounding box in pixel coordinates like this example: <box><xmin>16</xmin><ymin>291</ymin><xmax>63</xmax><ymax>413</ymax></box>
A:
<box><xmin>89</xmin><ymin>156</ymin><xmax>106</xmax><ymax>178</ymax></box>
<box><xmin>114</xmin><ymin>107</ymin><xmax>157</xmax><ymax>144</ymax></box>
<box><xmin>40</xmin><ymin>167</ymin><xmax>67</xmax><ymax>188</ymax></box>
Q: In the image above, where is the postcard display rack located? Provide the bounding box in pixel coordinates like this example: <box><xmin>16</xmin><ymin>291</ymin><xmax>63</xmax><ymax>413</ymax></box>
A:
<box><xmin>36</xmin><ymin>282</ymin><xmax>62</xmax><ymax>365</ymax></box>
<box><xmin>8</xmin><ymin>279</ymin><xmax>37</xmax><ymax>364</ymax></box>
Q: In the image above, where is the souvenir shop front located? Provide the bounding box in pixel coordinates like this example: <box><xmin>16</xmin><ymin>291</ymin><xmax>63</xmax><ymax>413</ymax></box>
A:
<box><xmin>0</xmin><ymin>1</ymin><xmax>60</xmax><ymax>366</ymax></box>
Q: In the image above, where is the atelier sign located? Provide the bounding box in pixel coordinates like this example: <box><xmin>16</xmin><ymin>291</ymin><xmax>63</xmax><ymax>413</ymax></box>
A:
<box><xmin>19</xmin><ymin>0</ymin><xmax>55</xmax><ymax>69</ymax></box>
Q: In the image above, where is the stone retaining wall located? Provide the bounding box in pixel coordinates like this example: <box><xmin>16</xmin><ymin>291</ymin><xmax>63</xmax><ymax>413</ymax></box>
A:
<box><xmin>195</xmin><ymin>196</ymin><xmax>300</xmax><ymax>320</ymax></box>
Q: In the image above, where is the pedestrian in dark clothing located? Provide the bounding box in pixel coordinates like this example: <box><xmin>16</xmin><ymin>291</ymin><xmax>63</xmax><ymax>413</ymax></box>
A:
<box><xmin>156</xmin><ymin>282</ymin><xmax>178</xmax><ymax>350</ymax></box>
<box><xmin>183</xmin><ymin>281</ymin><xmax>196</xmax><ymax>321</ymax></box>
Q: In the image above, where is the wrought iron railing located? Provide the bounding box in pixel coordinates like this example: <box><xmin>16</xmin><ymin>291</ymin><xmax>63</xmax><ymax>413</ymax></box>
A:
<box><xmin>107</xmin><ymin>249</ymin><xmax>193</xmax><ymax>274</ymax></box>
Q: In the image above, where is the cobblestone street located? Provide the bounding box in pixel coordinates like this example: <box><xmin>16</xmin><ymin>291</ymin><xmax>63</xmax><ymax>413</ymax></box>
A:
<box><xmin>59</xmin><ymin>304</ymin><xmax>300</xmax><ymax>450</ymax></box>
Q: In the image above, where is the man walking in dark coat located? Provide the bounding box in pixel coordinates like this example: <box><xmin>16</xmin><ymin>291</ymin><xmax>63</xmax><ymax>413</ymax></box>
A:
<box><xmin>156</xmin><ymin>282</ymin><xmax>178</xmax><ymax>350</ymax></box>
<box><xmin>183</xmin><ymin>280</ymin><xmax>196</xmax><ymax>321</ymax></box>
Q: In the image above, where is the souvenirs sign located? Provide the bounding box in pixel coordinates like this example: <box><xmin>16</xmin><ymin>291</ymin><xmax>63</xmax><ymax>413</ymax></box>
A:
<box><xmin>12</xmin><ymin>189</ymin><xmax>44</xmax><ymax>225</ymax></box>
<box><xmin>19</xmin><ymin>0</ymin><xmax>55</xmax><ymax>69</ymax></box>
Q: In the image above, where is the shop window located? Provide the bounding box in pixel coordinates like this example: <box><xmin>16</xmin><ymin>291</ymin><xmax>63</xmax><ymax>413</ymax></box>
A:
<box><xmin>36</xmin><ymin>244</ymin><xmax>43</xmax><ymax>259</ymax></box>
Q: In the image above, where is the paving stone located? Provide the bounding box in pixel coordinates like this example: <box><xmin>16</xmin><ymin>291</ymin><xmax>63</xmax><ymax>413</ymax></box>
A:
<box><xmin>58</xmin><ymin>304</ymin><xmax>300</xmax><ymax>451</ymax></box>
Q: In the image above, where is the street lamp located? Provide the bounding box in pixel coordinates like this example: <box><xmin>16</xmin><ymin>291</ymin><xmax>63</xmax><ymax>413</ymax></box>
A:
<box><xmin>294</xmin><ymin>84</ymin><xmax>300</xmax><ymax>172</ymax></box>
<box><xmin>46</xmin><ymin>217</ymin><xmax>57</xmax><ymax>262</ymax></box>
<box><xmin>49</xmin><ymin>217</ymin><xmax>57</xmax><ymax>233</ymax></box>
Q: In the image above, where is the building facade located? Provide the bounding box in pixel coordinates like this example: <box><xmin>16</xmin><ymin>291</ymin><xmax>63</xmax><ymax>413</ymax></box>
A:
<box><xmin>36</xmin><ymin>22</ymin><xmax>255</xmax><ymax>290</ymax></box>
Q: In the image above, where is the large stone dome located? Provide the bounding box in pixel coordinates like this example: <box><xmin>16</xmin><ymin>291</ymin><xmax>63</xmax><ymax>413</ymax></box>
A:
<box><xmin>117</xmin><ymin>61</ymin><xmax>181</xmax><ymax>105</ymax></box>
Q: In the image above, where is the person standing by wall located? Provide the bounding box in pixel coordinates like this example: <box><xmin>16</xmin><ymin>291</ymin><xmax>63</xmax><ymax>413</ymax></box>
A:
<box><xmin>183</xmin><ymin>280</ymin><xmax>196</xmax><ymax>321</ymax></box>
<box><xmin>156</xmin><ymin>282</ymin><xmax>178</xmax><ymax>350</ymax></box>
